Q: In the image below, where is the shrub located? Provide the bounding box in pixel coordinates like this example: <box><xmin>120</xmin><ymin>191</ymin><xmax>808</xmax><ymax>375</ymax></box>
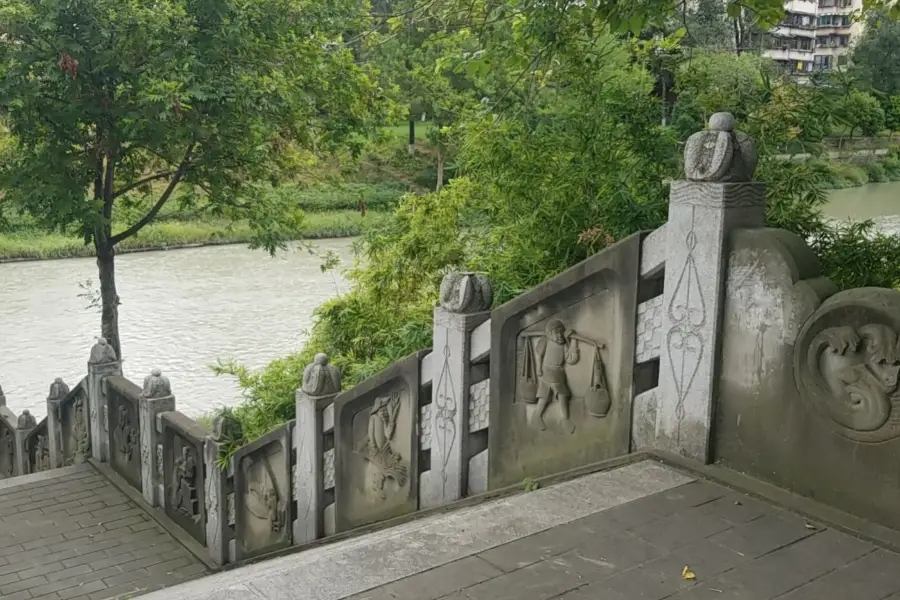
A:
<box><xmin>866</xmin><ymin>162</ymin><xmax>888</xmax><ymax>183</ymax></box>
<box><xmin>883</xmin><ymin>157</ymin><xmax>900</xmax><ymax>180</ymax></box>
<box><xmin>831</xmin><ymin>163</ymin><xmax>869</xmax><ymax>187</ymax></box>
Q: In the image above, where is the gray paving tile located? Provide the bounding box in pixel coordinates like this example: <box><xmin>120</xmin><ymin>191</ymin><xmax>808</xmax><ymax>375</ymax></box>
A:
<box><xmin>776</xmin><ymin>549</ymin><xmax>900</xmax><ymax>600</ymax></box>
<box><xmin>695</xmin><ymin>493</ymin><xmax>772</xmax><ymax>526</ymax></box>
<box><xmin>459</xmin><ymin>556</ymin><xmax>588</xmax><ymax>600</ymax></box>
<box><xmin>631</xmin><ymin>504</ymin><xmax>735</xmax><ymax>552</ymax></box>
<box><xmin>601</xmin><ymin>481</ymin><xmax>730</xmax><ymax>529</ymax></box>
<box><xmin>673</xmin><ymin>529</ymin><xmax>877</xmax><ymax>599</ymax></box>
<box><xmin>708</xmin><ymin>512</ymin><xmax>815</xmax><ymax>558</ymax></box>
<box><xmin>347</xmin><ymin>557</ymin><xmax>502</xmax><ymax>600</ymax></box>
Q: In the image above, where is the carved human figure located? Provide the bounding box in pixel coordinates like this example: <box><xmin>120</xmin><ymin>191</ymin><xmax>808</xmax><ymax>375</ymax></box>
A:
<box><xmin>115</xmin><ymin>404</ymin><xmax>138</xmax><ymax>463</ymax></box>
<box><xmin>362</xmin><ymin>392</ymin><xmax>408</xmax><ymax>499</ymax></box>
<box><xmin>814</xmin><ymin>324</ymin><xmax>900</xmax><ymax>432</ymax></box>
<box><xmin>89</xmin><ymin>337</ymin><xmax>118</xmax><ymax>364</ymax></box>
<box><xmin>72</xmin><ymin>395</ymin><xmax>90</xmax><ymax>462</ymax></box>
<box><xmin>171</xmin><ymin>446</ymin><xmax>199</xmax><ymax>521</ymax></box>
<box><xmin>0</xmin><ymin>428</ymin><xmax>14</xmax><ymax>478</ymax></box>
<box><xmin>301</xmin><ymin>353</ymin><xmax>342</xmax><ymax>397</ymax></box>
<box><xmin>34</xmin><ymin>434</ymin><xmax>50</xmax><ymax>472</ymax></box>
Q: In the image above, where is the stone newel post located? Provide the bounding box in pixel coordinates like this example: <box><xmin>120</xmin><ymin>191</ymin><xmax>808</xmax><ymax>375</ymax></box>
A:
<box><xmin>655</xmin><ymin>112</ymin><xmax>766</xmax><ymax>462</ymax></box>
<box><xmin>47</xmin><ymin>378</ymin><xmax>70</xmax><ymax>469</ymax></box>
<box><xmin>423</xmin><ymin>272</ymin><xmax>492</xmax><ymax>508</ymax></box>
<box><xmin>87</xmin><ymin>338</ymin><xmax>122</xmax><ymax>462</ymax></box>
<box><xmin>14</xmin><ymin>410</ymin><xmax>36</xmax><ymax>476</ymax></box>
<box><xmin>294</xmin><ymin>353</ymin><xmax>341</xmax><ymax>545</ymax></box>
<box><xmin>139</xmin><ymin>369</ymin><xmax>175</xmax><ymax>506</ymax></box>
<box><xmin>206</xmin><ymin>413</ymin><xmax>241</xmax><ymax>566</ymax></box>
<box><xmin>0</xmin><ymin>382</ymin><xmax>6</xmax><ymax>407</ymax></box>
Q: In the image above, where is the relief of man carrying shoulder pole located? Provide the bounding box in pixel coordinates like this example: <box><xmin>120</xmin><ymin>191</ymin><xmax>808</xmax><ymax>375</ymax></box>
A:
<box><xmin>519</xmin><ymin>318</ymin><xmax>609</xmax><ymax>433</ymax></box>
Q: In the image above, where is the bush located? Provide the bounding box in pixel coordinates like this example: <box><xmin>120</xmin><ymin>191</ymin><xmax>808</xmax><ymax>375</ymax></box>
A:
<box><xmin>866</xmin><ymin>162</ymin><xmax>888</xmax><ymax>183</ymax></box>
<box><xmin>831</xmin><ymin>163</ymin><xmax>869</xmax><ymax>187</ymax></box>
<box><xmin>883</xmin><ymin>157</ymin><xmax>900</xmax><ymax>179</ymax></box>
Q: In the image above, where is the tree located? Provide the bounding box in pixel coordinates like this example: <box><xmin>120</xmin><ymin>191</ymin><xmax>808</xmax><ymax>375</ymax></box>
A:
<box><xmin>0</xmin><ymin>0</ymin><xmax>384</xmax><ymax>357</ymax></box>
<box><xmin>884</xmin><ymin>95</ymin><xmax>900</xmax><ymax>139</ymax></box>
<box><xmin>675</xmin><ymin>51</ymin><xmax>774</xmax><ymax>123</ymax></box>
<box><xmin>852</xmin><ymin>18</ymin><xmax>900</xmax><ymax>97</ymax></box>
<box><xmin>839</xmin><ymin>90</ymin><xmax>887</xmax><ymax>138</ymax></box>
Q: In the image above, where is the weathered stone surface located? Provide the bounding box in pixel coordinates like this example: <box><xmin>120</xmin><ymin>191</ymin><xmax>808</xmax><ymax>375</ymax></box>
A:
<box><xmin>302</xmin><ymin>353</ymin><xmax>342</xmax><ymax>398</ymax></box>
<box><xmin>654</xmin><ymin>181</ymin><xmax>766</xmax><ymax>462</ymax></box>
<box><xmin>106</xmin><ymin>376</ymin><xmax>143</xmax><ymax>491</ymax></box>
<box><xmin>684</xmin><ymin>112</ymin><xmax>758</xmax><ymax>183</ymax></box>
<box><xmin>142</xmin><ymin>368</ymin><xmax>172</xmax><ymax>399</ymax></box>
<box><xmin>488</xmin><ymin>233</ymin><xmax>642</xmax><ymax>489</ymax></box>
<box><xmin>211</xmin><ymin>411</ymin><xmax>244</xmax><ymax>444</ymax></box>
<box><xmin>162</xmin><ymin>411</ymin><xmax>208</xmax><ymax>545</ymax></box>
<box><xmin>715</xmin><ymin>230</ymin><xmax>900</xmax><ymax>530</ymax></box>
<box><xmin>140</xmin><ymin>371</ymin><xmax>176</xmax><ymax>506</ymax></box>
<box><xmin>468</xmin><ymin>379</ymin><xmax>490</xmax><ymax>433</ymax></box>
<box><xmin>205</xmin><ymin>437</ymin><xmax>230</xmax><ymax>566</ymax></box>
<box><xmin>0</xmin><ymin>409</ymin><xmax>17</xmax><ymax>478</ymax></box>
<box><xmin>24</xmin><ymin>417</ymin><xmax>50</xmax><ymax>474</ymax></box>
<box><xmin>440</xmin><ymin>272</ymin><xmax>493</xmax><ymax>313</ymax></box>
<box><xmin>57</xmin><ymin>379</ymin><xmax>91</xmax><ymax>466</ymax></box>
<box><xmin>88</xmin><ymin>337</ymin><xmax>118</xmax><ymax>364</ymax></box>
<box><xmin>233</xmin><ymin>421</ymin><xmax>293</xmax><ymax>559</ymax></box>
<box><xmin>86</xmin><ymin>353</ymin><xmax>122</xmax><ymax>463</ymax></box>
<box><xmin>334</xmin><ymin>351</ymin><xmax>425</xmax><ymax>532</ymax></box>
<box><xmin>17</xmin><ymin>409</ymin><xmax>36</xmax><ymax>431</ymax></box>
<box><xmin>428</xmin><ymin>308</ymin><xmax>490</xmax><ymax>507</ymax></box>
<box><xmin>635</xmin><ymin>295</ymin><xmax>663</xmax><ymax>364</ymax></box>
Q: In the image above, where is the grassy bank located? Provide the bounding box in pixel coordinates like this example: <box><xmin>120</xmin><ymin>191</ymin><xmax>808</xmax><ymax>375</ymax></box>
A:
<box><xmin>814</xmin><ymin>154</ymin><xmax>900</xmax><ymax>189</ymax></box>
<box><xmin>0</xmin><ymin>210</ymin><xmax>390</xmax><ymax>261</ymax></box>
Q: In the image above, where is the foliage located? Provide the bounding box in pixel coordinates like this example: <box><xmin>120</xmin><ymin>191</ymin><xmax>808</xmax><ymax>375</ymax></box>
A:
<box><xmin>839</xmin><ymin>90</ymin><xmax>887</xmax><ymax>138</ymax></box>
<box><xmin>812</xmin><ymin>222</ymin><xmax>900</xmax><ymax>290</ymax></box>
<box><xmin>852</xmin><ymin>17</ymin><xmax>900</xmax><ymax>97</ymax></box>
<box><xmin>885</xmin><ymin>96</ymin><xmax>900</xmax><ymax>137</ymax></box>
<box><xmin>675</xmin><ymin>52</ymin><xmax>774</xmax><ymax>122</ymax></box>
<box><xmin>0</xmin><ymin>0</ymin><xmax>387</xmax><ymax>355</ymax></box>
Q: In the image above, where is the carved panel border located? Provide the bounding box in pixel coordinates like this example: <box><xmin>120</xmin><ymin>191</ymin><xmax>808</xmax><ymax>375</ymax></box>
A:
<box><xmin>24</xmin><ymin>417</ymin><xmax>50</xmax><ymax>475</ymax></box>
<box><xmin>59</xmin><ymin>379</ymin><xmax>91</xmax><ymax>466</ymax></box>
<box><xmin>232</xmin><ymin>421</ymin><xmax>294</xmax><ymax>561</ymax></box>
<box><xmin>162</xmin><ymin>411</ymin><xmax>208</xmax><ymax>545</ymax></box>
<box><xmin>106</xmin><ymin>376</ymin><xmax>143</xmax><ymax>491</ymax></box>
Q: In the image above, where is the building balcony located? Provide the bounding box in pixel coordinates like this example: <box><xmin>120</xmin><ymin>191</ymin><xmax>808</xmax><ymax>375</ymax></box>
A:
<box><xmin>771</xmin><ymin>25</ymin><xmax>816</xmax><ymax>38</ymax></box>
<box><xmin>765</xmin><ymin>48</ymin><xmax>815</xmax><ymax>62</ymax></box>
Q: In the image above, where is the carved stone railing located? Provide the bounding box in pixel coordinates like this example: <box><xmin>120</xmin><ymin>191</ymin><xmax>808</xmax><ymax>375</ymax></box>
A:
<box><xmin>106</xmin><ymin>376</ymin><xmax>143</xmax><ymax>490</ymax></box>
<box><xmin>162</xmin><ymin>411</ymin><xmax>209</xmax><ymax>546</ymax></box>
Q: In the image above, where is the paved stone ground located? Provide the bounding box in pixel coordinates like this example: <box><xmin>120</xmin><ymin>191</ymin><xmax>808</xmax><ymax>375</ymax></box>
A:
<box><xmin>141</xmin><ymin>460</ymin><xmax>900</xmax><ymax>600</ymax></box>
<box><xmin>350</xmin><ymin>480</ymin><xmax>900</xmax><ymax>600</ymax></box>
<box><xmin>0</xmin><ymin>464</ymin><xmax>208</xmax><ymax>600</ymax></box>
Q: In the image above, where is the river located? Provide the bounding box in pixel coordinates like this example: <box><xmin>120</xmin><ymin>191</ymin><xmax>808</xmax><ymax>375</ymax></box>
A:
<box><xmin>0</xmin><ymin>239</ymin><xmax>354</xmax><ymax>419</ymax></box>
<box><xmin>1</xmin><ymin>182</ymin><xmax>898</xmax><ymax>419</ymax></box>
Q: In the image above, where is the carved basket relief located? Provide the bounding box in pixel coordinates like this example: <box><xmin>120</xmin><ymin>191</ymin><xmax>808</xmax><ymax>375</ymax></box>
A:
<box><xmin>60</xmin><ymin>384</ymin><xmax>91</xmax><ymax>466</ymax></box>
<box><xmin>794</xmin><ymin>288</ymin><xmax>900</xmax><ymax>444</ymax></box>
<box><xmin>233</xmin><ymin>425</ymin><xmax>292</xmax><ymax>560</ymax></box>
<box><xmin>0</xmin><ymin>420</ymin><xmax>15</xmax><ymax>479</ymax></box>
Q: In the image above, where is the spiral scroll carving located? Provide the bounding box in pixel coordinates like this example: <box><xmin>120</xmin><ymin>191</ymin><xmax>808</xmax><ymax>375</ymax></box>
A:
<box><xmin>794</xmin><ymin>288</ymin><xmax>900</xmax><ymax>443</ymax></box>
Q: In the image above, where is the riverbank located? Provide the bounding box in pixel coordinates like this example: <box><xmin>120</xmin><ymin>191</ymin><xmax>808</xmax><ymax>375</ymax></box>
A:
<box><xmin>0</xmin><ymin>210</ymin><xmax>389</xmax><ymax>262</ymax></box>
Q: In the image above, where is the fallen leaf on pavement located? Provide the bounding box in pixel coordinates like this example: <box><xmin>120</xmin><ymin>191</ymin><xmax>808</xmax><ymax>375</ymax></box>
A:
<box><xmin>682</xmin><ymin>566</ymin><xmax>697</xmax><ymax>580</ymax></box>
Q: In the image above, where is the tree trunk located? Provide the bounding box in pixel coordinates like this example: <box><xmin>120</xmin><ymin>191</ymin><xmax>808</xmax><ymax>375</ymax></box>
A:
<box><xmin>408</xmin><ymin>116</ymin><xmax>416</xmax><ymax>157</ymax></box>
<box><xmin>95</xmin><ymin>240</ymin><xmax>121</xmax><ymax>360</ymax></box>
<box><xmin>436</xmin><ymin>146</ymin><xmax>444</xmax><ymax>191</ymax></box>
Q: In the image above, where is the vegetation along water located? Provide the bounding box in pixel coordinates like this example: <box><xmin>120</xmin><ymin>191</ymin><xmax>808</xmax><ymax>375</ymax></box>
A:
<box><xmin>0</xmin><ymin>0</ymin><xmax>899</xmax><ymax>453</ymax></box>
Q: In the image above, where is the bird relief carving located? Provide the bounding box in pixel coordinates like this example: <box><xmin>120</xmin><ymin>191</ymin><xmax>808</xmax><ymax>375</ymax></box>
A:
<box><xmin>359</xmin><ymin>391</ymin><xmax>408</xmax><ymax>500</ymax></box>
<box><xmin>518</xmin><ymin>319</ymin><xmax>609</xmax><ymax>433</ymax></box>
<box><xmin>243</xmin><ymin>455</ymin><xmax>286</xmax><ymax>533</ymax></box>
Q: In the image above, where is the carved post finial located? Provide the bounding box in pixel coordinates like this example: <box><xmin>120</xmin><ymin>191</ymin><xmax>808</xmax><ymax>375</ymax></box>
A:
<box><xmin>141</xmin><ymin>368</ymin><xmax>172</xmax><ymax>399</ymax></box>
<box><xmin>439</xmin><ymin>272</ymin><xmax>493</xmax><ymax>313</ymax></box>
<box><xmin>48</xmin><ymin>377</ymin><xmax>70</xmax><ymax>402</ymax></box>
<box><xmin>301</xmin><ymin>353</ymin><xmax>342</xmax><ymax>398</ymax></box>
<box><xmin>17</xmin><ymin>409</ymin><xmax>36</xmax><ymax>431</ymax></box>
<box><xmin>684</xmin><ymin>112</ymin><xmax>758</xmax><ymax>183</ymax></box>
<box><xmin>210</xmin><ymin>411</ymin><xmax>244</xmax><ymax>444</ymax></box>
<box><xmin>89</xmin><ymin>337</ymin><xmax>119</xmax><ymax>364</ymax></box>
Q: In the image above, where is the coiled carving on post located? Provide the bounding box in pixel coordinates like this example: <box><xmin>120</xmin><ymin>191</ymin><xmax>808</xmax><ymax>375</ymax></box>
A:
<box><xmin>794</xmin><ymin>289</ymin><xmax>900</xmax><ymax>443</ymax></box>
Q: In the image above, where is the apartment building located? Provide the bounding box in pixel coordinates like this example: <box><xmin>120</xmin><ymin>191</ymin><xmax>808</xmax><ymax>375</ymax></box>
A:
<box><xmin>762</xmin><ymin>0</ymin><xmax>865</xmax><ymax>76</ymax></box>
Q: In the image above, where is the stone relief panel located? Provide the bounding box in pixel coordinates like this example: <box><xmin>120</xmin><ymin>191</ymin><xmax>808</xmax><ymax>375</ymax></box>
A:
<box><xmin>635</xmin><ymin>295</ymin><xmax>663</xmax><ymax>364</ymax></box>
<box><xmin>489</xmin><ymin>233</ymin><xmax>641</xmax><ymax>489</ymax></box>
<box><xmin>0</xmin><ymin>419</ymin><xmax>15</xmax><ymax>479</ymax></box>
<box><xmin>162</xmin><ymin>412</ymin><xmax>208</xmax><ymax>545</ymax></box>
<box><xmin>794</xmin><ymin>289</ymin><xmax>900</xmax><ymax>444</ymax></box>
<box><xmin>714</xmin><ymin>228</ymin><xmax>900</xmax><ymax>532</ymax></box>
<box><xmin>59</xmin><ymin>382</ymin><xmax>91</xmax><ymax>466</ymax></box>
<box><xmin>323</xmin><ymin>448</ymin><xmax>335</xmax><ymax>490</ymax></box>
<box><xmin>468</xmin><ymin>379</ymin><xmax>490</xmax><ymax>433</ymax></box>
<box><xmin>334</xmin><ymin>352</ymin><xmax>423</xmax><ymax>532</ymax></box>
<box><xmin>233</xmin><ymin>423</ymin><xmax>293</xmax><ymax>560</ymax></box>
<box><xmin>106</xmin><ymin>377</ymin><xmax>143</xmax><ymax>491</ymax></box>
<box><xmin>25</xmin><ymin>418</ymin><xmax>51</xmax><ymax>474</ymax></box>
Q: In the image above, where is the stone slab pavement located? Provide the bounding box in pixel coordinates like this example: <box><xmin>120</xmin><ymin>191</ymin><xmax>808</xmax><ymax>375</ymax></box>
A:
<box><xmin>142</xmin><ymin>459</ymin><xmax>900</xmax><ymax>600</ymax></box>
<box><xmin>0</xmin><ymin>463</ymin><xmax>208</xmax><ymax>600</ymax></box>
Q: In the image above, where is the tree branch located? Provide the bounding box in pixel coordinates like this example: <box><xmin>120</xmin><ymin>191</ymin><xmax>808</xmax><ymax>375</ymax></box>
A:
<box><xmin>111</xmin><ymin>172</ymin><xmax>175</xmax><ymax>200</ymax></box>
<box><xmin>109</xmin><ymin>144</ymin><xmax>196</xmax><ymax>246</ymax></box>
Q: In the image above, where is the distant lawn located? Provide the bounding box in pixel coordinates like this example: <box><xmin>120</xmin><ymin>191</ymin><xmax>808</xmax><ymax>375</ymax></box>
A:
<box><xmin>0</xmin><ymin>211</ymin><xmax>390</xmax><ymax>261</ymax></box>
